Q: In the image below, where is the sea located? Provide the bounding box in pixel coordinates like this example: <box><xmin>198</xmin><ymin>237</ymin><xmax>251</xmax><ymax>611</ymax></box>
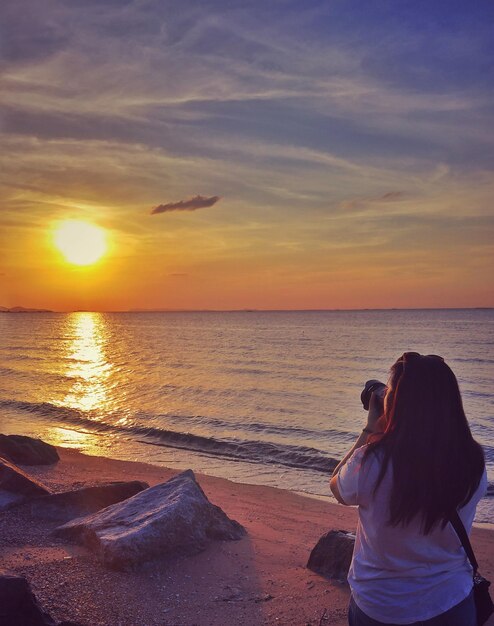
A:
<box><xmin>0</xmin><ymin>309</ymin><xmax>492</xmax><ymax>523</ymax></box>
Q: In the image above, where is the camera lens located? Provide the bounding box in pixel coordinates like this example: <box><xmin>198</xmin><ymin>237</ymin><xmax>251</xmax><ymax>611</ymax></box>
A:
<box><xmin>361</xmin><ymin>380</ymin><xmax>387</xmax><ymax>410</ymax></box>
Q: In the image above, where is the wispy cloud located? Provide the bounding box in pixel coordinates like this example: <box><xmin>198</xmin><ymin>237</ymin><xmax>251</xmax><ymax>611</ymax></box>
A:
<box><xmin>0</xmin><ymin>0</ymin><xmax>492</xmax><ymax>308</ymax></box>
<box><xmin>151</xmin><ymin>195</ymin><xmax>221</xmax><ymax>215</ymax></box>
<box><xmin>380</xmin><ymin>192</ymin><xmax>405</xmax><ymax>201</ymax></box>
<box><xmin>338</xmin><ymin>191</ymin><xmax>406</xmax><ymax>213</ymax></box>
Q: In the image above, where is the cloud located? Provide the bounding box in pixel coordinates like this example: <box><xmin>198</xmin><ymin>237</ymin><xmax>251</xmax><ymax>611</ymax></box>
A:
<box><xmin>380</xmin><ymin>191</ymin><xmax>405</xmax><ymax>201</ymax></box>
<box><xmin>0</xmin><ymin>1</ymin><xmax>69</xmax><ymax>64</ymax></box>
<box><xmin>339</xmin><ymin>191</ymin><xmax>405</xmax><ymax>212</ymax></box>
<box><xmin>151</xmin><ymin>195</ymin><xmax>220</xmax><ymax>214</ymax></box>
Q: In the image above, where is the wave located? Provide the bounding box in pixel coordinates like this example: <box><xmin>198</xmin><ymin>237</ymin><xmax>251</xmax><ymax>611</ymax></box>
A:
<box><xmin>222</xmin><ymin>367</ymin><xmax>269</xmax><ymax>376</ymax></box>
<box><xmin>0</xmin><ymin>353</ymin><xmax>46</xmax><ymax>362</ymax></box>
<box><xmin>135</xmin><ymin>431</ymin><xmax>339</xmax><ymax>473</ymax></box>
<box><xmin>0</xmin><ymin>398</ymin><xmax>339</xmax><ymax>474</ymax></box>
<box><xmin>0</xmin><ymin>367</ymin><xmax>84</xmax><ymax>385</ymax></box>
<box><xmin>481</xmin><ymin>445</ymin><xmax>494</xmax><ymax>464</ymax></box>
<box><xmin>0</xmin><ymin>366</ymin><xmax>23</xmax><ymax>377</ymax></box>
<box><xmin>464</xmin><ymin>390</ymin><xmax>494</xmax><ymax>400</ymax></box>
<box><xmin>2</xmin><ymin>397</ymin><xmax>491</xmax><ymax>483</ymax></box>
<box><xmin>135</xmin><ymin>409</ymin><xmax>355</xmax><ymax>441</ymax></box>
<box><xmin>453</xmin><ymin>357</ymin><xmax>494</xmax><ymax>364</ymax></box>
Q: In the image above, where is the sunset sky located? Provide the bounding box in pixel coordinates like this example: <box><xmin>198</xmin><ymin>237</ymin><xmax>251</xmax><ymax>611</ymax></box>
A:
<box><xmin>1</xmin><ymin>0</ymin><xmax>493</xmax><ymax>311</ymax></box>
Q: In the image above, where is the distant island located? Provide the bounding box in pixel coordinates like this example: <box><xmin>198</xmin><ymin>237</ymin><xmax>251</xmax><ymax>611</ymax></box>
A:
<box><xmin>0</xmin><ymin>306</ymin><xmax>492</xmax><ymax>314</ymax></box>
<box><xmin>0</xmin><ymin>306</ymin><xmax>54</xmax><ymax>313</ymax></box>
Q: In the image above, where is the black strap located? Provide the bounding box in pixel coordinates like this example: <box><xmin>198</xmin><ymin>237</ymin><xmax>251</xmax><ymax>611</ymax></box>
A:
<box><xmin>450</xmin><ymin>511</ymin><xmax>478</xmax><ymax>574</ymax></box>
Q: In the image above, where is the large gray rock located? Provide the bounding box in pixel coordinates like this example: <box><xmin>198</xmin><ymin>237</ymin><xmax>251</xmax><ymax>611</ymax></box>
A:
<box><xmin>0</xmin><ymin>457</ymin><xmax>50</xmax><ymax>511</ymax></box>
<box><xmin>31</xmin><ymin>481</ymin><xmax>149</xmax><ymax>522</ymax></box>
<box><xmin>0</xmin><ymin>435</ymin><xmax>59</xmax><ymax>465</ymax></box>
<box><xmin>56</xmin><ymin>470</ymin><xmax>246</xmax><ymax>569</ymax></box>
<box><xmin>307</xmin><ymin>530</ymin><xmax>355</xmax><ymax>582</ymax></box>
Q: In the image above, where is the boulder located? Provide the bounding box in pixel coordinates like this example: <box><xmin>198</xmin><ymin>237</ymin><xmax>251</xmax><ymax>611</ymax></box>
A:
<box><xmin>56</xmin><ymin>470</ymin><xmax>246</xmax><ymax>569</ymax></box>
<box><xmin>0</xmin><ymin>570</ymin><xmax>55</xmax><ymax>625</ymax></box>
<box><xmin>0</xmin><ymin>571</ymin><xmax>83</xmax><ymax>625</ymax></box>
<box><xmin>31</xmin><ymin>481</ymin><xmax>149</xmax><ymax>522</ymax></box>
<box><xmin>0</xmin><ymin>435</ymin><xmax>59</xmax><ymax>465</ymax></box>
<box><xmin>0</xmin><ymin>457</ymin><xmax>50</xmax><ymax>511</ymax></box>
<box><xmin>307</xmin><ymin>530</ymin><xmax>355</xmax><ymax>582</ymax></box>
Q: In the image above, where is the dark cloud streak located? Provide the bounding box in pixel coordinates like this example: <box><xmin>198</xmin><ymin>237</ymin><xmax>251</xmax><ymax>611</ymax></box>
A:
<box><xmin>339</xmin><ymin>191</ymin><xmax>405</xmax><ymax>212</ymax></box>
<box><xmin>151</xmin><ymin>195</ymin><xmax>220</xmax><ymax>215</ymax></box>
<box><xmin>380</xmin><ymin>191</ymin><xmax>405</xmax><ymax>201</ymax></box>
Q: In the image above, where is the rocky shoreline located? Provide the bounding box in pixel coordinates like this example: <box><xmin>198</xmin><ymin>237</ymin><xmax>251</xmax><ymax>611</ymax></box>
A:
<box><xmin>1</xmin><ymin>436</ymin><xmax>493</xmax><ymax>625</ymax></box>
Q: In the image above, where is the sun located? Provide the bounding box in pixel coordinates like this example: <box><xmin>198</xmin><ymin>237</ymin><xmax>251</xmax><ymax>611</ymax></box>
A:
<box><xmin>53</xmin><ymin>220</ymin><xmax>107</xmax><ymax>266</ymax></box>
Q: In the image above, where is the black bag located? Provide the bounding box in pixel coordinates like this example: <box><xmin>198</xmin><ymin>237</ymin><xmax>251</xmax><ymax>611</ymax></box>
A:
<box><xmin>450</xmin><ymin>512</ymin><xmax>494</xmax><ymax>626</ymax></box>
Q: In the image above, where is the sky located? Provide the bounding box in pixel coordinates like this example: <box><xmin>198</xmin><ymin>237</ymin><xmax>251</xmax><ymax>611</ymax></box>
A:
<box><xmin>1</xmin><ymin>0</ymin><xmax>493</xmax><ymax>311</ymax></box>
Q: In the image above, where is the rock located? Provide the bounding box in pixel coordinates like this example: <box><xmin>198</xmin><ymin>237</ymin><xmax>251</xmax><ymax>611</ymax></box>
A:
<box><xmin>0</xmin><ymin>434</ymin><xmax>59</xmax><ymax>465</ymax></box>
<box><xmin>30</xmin><ymin>481</ymin><xmax>149</xmax><ymax>522</ymax></box>
<box><xmin>0</xmin><ymin>570</ymin><xmax>56</xmax><ymax>625</ymax></box>
<box><xmin>307</xmin><ymin>530</ymin><xmax>355</xmax><ymax>582</ymax></box>
<box><xmin>0</xmin><ymin>457</ymin><xmax>50</xmax><ymax>511</ymax></box>
<box><xmin>56</xmin><ymin>469</ymin><xmax>246</xmax><ymax>569</ymax></box>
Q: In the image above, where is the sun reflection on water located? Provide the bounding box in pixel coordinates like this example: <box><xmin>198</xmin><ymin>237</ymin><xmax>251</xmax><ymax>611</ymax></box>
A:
<box><xmin>60</xmin><ymin>312</ymin><xmax>113</xmax><ymax>413</ymax></box>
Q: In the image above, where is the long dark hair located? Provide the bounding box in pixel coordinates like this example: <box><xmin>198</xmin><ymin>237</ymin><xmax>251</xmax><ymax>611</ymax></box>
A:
<box><xmin>365</xmin><ymin>352</ymin><xmax>485</xmax><ymax>535</ymax></box>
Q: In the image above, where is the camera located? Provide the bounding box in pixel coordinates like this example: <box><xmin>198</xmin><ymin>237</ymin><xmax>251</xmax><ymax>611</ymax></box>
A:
<box><xmin>361</xmin><ymin>379</ymin><xmax>387</xmax><ymax>411</ymax></box>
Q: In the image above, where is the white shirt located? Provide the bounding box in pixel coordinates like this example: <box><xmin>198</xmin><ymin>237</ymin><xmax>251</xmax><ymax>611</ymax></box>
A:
<box><xmin>337</xmin><ymin>445</ymin><xmax>487</xmax><ymax>624</ymax></box>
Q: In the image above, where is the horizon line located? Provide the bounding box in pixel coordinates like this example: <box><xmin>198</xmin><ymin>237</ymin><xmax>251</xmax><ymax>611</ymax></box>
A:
<box><xmin>2</xmin><ymin>306</ymin><xmax>493</xmax><ymax>314</ymax></box>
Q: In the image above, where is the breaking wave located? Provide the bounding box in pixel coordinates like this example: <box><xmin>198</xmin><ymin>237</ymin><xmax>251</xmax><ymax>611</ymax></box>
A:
<box><xmin>0</xmin><ymin>398</ymin><xmax>339</xmax><ymax>474</ymax></box>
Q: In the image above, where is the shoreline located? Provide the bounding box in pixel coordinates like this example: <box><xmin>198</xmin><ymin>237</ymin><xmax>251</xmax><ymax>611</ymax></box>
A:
<box><xmin>2</xmin><ymin>418</ymin><xmax>492</xmax><ymax>527</ymax></box>
<box><xmin>1</xmin><ymin>446</ymin><xmax>493</xmax><ymax>625</ymax></box>
<box><xmin>50</xmin><ymin>448</ymin><xmax>494</xmax><ymax>532</ymax></box>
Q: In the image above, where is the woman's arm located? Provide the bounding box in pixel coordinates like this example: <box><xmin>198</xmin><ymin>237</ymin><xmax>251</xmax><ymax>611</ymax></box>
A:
<box><xmin>329</xmin><ymin>391</ymin><xmax>383</xmax><ymax>504</ymax></box>
<box><xmin>331</xmin><ymin>430</ymin><xmax>370</xmax><ymax>479</ymax></box>
<box><xmin>330</xmin><ymin>430</ymin><xmax>370</xmax><ymax>504</ymax></box>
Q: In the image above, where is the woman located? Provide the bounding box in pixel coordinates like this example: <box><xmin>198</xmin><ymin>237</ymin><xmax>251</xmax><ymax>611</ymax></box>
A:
<box><xmin>330</xmin><ymin>352</ymin><xmax>487</xmax><ymax>626</ymax></box>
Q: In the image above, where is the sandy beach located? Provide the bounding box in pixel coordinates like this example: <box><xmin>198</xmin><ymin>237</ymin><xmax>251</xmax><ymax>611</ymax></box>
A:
<box><xmin>0</xmin><ymin>447</ymin><xmax>492</xmax><ymax>626</ymax></box>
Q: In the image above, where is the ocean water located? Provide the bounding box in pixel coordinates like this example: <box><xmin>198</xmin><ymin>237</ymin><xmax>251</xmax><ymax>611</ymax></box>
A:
<box><xmin>0</xmin><ymin>309</ymin><xmax>492</xmax><ymax>522</ymax></box>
